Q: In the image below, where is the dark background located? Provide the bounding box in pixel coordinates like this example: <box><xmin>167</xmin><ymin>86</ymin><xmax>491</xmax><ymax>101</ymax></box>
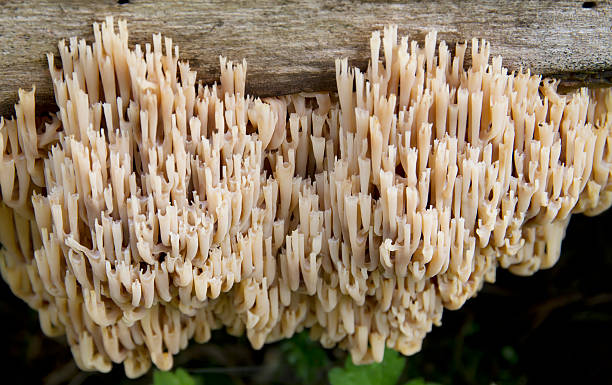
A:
<box><xmin>1</xmin><ymin>209</ymin><xmax>611</xmax><ymax>385</ymax></box>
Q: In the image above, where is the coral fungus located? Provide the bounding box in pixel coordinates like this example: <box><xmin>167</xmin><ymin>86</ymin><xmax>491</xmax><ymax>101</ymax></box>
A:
<box><xmin>0</xmin><ymin>17</ymin><xmax>610</xmax><ymax>377</ymax></box>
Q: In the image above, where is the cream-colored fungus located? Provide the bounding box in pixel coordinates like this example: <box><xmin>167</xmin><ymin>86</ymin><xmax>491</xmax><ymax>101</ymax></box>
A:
<box><xmin>0</xmin><ymin>17</ymin><xmax>611</xmax><ymax>377</ymax></box>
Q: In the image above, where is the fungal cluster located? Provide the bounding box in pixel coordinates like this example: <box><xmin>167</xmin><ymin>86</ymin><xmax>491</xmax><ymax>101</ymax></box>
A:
<box><xmin>0</xmin><ymin>18</ymin><xmax>610</xmax><ymax>377</ymax></box>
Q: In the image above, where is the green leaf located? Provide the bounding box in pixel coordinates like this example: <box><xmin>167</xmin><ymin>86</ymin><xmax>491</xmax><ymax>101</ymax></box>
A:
<box><xmin>328</xmin><ymin>366</ymin><xmax>363</xmax><ymax>385</ymax></box>
<box><xmin>328</xmin><ymin>348</ymin><xmax>406</xmax><ymax>385</ymax></box>
<box><xmin>153</xmin><ymin>368</ymin><xmax>204</xmax><ymax>385</ymax></box>
<box><xmin>403</xmin><ymin>378</ymin><xmax>442</xmax><ymax>385</ymax></box>
<box><xmin>403</xmin><ymin>379</ymin><xmax>426</xmax><ymax>385</ymax></box>
<box><xmin>153</xmin><ymin>370</ymin><xmax>178</xmax><ymax>385</ymax></box>
<box><xmin>500</xmin><ymin>346</ymin><xmax>519</xmax><ymax>365</ymax></box>
<box><xmin>281</xmin><ymin>331</ymin><xmax>330</xmax><ymax>384</ymax></box>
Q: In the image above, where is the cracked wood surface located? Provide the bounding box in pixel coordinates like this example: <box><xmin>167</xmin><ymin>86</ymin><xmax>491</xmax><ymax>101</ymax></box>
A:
<box><xmin>0</xmin><ymin>0</ymin><xmax>611</xmax><ymax>116</ymax></box>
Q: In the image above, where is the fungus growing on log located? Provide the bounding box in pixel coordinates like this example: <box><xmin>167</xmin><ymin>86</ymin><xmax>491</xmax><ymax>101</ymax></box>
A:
<box><xmin>0</xmin><ymin>17</ymin><xmax>611</xmax><ymax>377</ymax></box>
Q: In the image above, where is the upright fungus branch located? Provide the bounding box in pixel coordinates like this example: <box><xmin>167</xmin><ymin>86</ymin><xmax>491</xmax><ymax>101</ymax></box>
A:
<box><xmin>0</xmin><ymin>18</ymin><xmax>610</xmax><ymax>377</ymax></box>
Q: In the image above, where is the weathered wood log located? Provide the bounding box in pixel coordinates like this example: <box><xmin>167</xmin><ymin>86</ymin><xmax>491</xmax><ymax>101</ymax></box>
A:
<box><xmin>0</xmin><ymin>0</ymin><xmax>611</xmax><ymax>116</ymax></box>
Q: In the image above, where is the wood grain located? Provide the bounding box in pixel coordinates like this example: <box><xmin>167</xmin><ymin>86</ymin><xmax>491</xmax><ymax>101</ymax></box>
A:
<box><xmin>0</xmin><ymin>0</ymin><xmax>611</xmax><ymax>116</ymax></box>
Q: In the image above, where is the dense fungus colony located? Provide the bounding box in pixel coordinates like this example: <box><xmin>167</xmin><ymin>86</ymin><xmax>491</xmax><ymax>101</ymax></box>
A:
<box><xmin>0</xmin><ymin>17</ymin><xmax>611</xmax><ymax>377</ymax></box>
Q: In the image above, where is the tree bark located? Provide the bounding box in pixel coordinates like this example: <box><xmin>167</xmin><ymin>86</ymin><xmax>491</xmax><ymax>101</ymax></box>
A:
<box><xmin>0</xmin><ymin>0</ymin><xmax>611</xmax><ymax>116</ymax></box>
